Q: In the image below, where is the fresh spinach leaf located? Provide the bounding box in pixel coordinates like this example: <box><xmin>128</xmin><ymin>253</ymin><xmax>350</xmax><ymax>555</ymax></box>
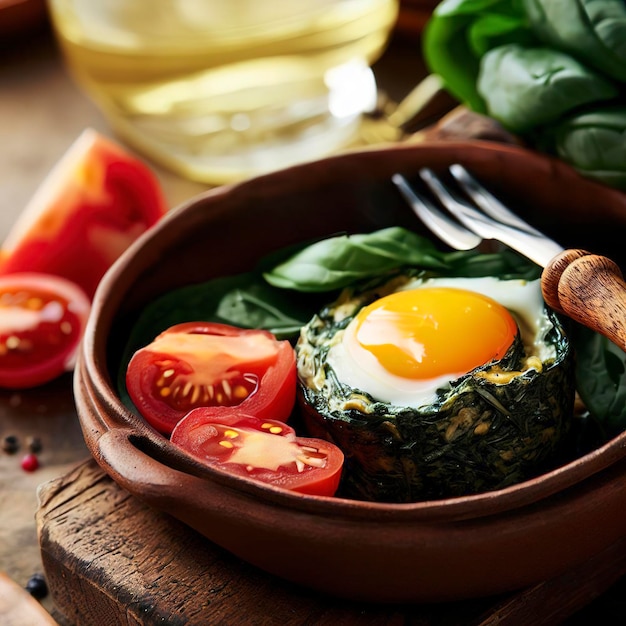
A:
<box><xmin>523</xmin><ymin>0</ymin><xmax>626</xmax><ymax>83</ymax></box>
<box><xmin>215</xmin><ymin>283</ymin><xmax>321</xmax><ymax>339</ymax></box>
<box><xmin>446</xmin><ymin>247</ymin><xmax>541</xmax><ymax>278</ymax></box>
<box><xmin>422</xmin><ymin>0</ymin><xmax>531</xmax><ymax>111</ymax></box>
<box><xmin>572</xmin><ymin>325</ymin><xmax>626</xmax><ymax>437</ymax></box>
<box><xmin>124</xmin><ymin>272</ymin><xmax>318</xmax><ymax>354</ymax></box>
<box><xmin>548</xmin><ymin>106</ymin><xmax>626</xmax><ymax>190</ymax></box>
<box><xmin>262</xmin><ymin>227</ymin><xmax>450</xmax><ymax>292</ymax></box>
<box><xmin>477</xmin><ymin>44</ymin><xmax>619</xmax><ymax>133</ymax></box>
<box><xmin>423</xmin><ymin>0</ymin><xmax>626</xmax><ymax>192</ymax></box>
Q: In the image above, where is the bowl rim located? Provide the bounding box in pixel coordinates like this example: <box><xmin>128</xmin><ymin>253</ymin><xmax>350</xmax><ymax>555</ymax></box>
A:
<box><xmin>79</xmin><ymin>139</ymin><xmax>626</xmax><ymax>521</ymax></box>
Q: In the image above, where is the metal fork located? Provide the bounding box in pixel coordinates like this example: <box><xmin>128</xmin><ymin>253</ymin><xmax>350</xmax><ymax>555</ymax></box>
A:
<box><xmin>392</xmin><ymin>165</ymin><xmax>626</xmax><ymax>353</ymax></box>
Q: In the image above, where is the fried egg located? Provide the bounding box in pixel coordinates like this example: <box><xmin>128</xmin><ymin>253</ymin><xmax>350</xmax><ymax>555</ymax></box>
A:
<box><xmin>326</xmin><ymin>276</ymin><xmax>555</xmax><ymax>407</ymax></box>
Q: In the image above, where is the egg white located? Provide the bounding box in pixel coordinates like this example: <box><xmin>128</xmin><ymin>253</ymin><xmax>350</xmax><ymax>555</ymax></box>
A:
<box><xmin>326</xmin><ymin>276</ymin><xmax>555</xmax><ymax>407</ymax></box>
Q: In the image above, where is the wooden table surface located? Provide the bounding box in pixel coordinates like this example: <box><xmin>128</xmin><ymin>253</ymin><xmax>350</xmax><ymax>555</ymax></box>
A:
<box><xmin>2</xmin><ymin>18</ymin><xmax>626</xmax><ymax>626</ymax></box>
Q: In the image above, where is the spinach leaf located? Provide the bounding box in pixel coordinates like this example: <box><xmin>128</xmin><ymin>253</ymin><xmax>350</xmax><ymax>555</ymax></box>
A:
<box><xmin>446</xmin><ymin>247</ymin><xmax>541</xmax><ymax>279</ymax></box>
<box><xmin>423</xmin><ymin>0</ymin><xmax>626</xmax><ymax>191</ymax></box>
<box><xmin>422</xmin><ymin>0</ymin><xmax>531</xmax><ymax>111</ymax></box>
<box><xmin>477</xmin><ymin>44</ymin><xmax>619</xmax><ymax>133</ymax></box>
<box><xmin>523</xmin><ymin>0</ymin><xmax>626</xmax><ymax>82</ymax></box>
<box><xmin>215</xmin><ymin>283</ymin><xmax>321</xmax><ymax>339</ymax></box>
<box><xmin>547</xmin><ymin>106</ymin><xmax>626</xmax><ymax>190</ymax></box>
<box><xmin>572</xmin><ymin>325</ymin><xmax>626</xmax><ymax>437</ymax></box>
<box><xmin>124</xmin><ymin>272</ymin><xmax>319</xmax><ymax>352</ymax></box>
<box><xmin>263</xmin><ymin>227</ymin><xmax>451</xmax><ymax>292</ymax></box>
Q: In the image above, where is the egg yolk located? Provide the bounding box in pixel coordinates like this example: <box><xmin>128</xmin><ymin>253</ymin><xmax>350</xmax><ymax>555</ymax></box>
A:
<box><xmin>353</xmin><ymin>287</ymin><xmax>517</xmax><ymax>380</ymax></box>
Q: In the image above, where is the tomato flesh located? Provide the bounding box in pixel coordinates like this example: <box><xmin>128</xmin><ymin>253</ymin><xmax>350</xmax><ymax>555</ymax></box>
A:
<box><xmin>0</xmin><ymin>129</ymin><xmax>166</xmax><ymax>298</ymax></box>
<box><xmin>0</xmin><ymin>272</ymin><xmax>90</xmax><ymax>389</ymax></box>
<box><xmin>171</xmin><ymin>408</ymin><xmax>344</xmax><ymax>496</ymax></box>
<box><xmin>126</xmin><ymin>322</ymin><xmax>297</xmax><ymax>435</ymax></box>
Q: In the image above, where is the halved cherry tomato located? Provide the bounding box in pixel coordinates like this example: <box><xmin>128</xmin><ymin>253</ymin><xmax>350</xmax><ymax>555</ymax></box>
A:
<box><xmin>171</xmin><ymin>408</ymin><xmax>344</xmax><ymax>496</ymax></box>
<box><xmin>0</xmin><ymin>272</ymin><xmax>90</xmax><ymax>389</ymax></box>
<box><xmin>0</xmin><ymin>129</ymin><xmax>167</xmax><ymax>298</ymax></box>
<box><xmin>126</xmin><ymin>322</ymin><xmax>297</xmax><ymax>435</ymax></box>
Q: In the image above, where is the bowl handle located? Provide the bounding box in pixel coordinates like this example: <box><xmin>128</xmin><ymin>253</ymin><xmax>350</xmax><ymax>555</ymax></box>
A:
<box><xmin>95</xmin><ymin>428</ymin><xmax>206</xmax><ymax>501</ymax></box>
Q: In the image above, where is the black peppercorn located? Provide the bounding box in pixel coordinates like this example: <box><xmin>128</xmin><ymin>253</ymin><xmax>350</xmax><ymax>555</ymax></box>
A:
<box><xmin>27</xmin><ymin>436</ymin><xmax>42</xmax><ymax>453</ymax></box>
<box><xmin>2</xmin><ymin>434</ymin><xmax>19</xmax><ymax>454</ymax></box>
<box><xmin>25</xmin><ymin>573</ymin><xmax>48</xmax><ymax>600</ymax></box>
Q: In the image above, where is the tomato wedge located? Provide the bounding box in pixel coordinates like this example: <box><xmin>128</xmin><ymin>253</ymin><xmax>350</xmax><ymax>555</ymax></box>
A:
<box><xmin>0</xmin><ymin>129</ymin><xmax>167</xmax><ymax>298</ymax></box>
<box><xmin>126</xmin><ymin>322</ymin><xmax>297</xmax><ymax>435</ymax></box>
<box><xmin>0</xmin><ymin>272</ymin><xmax>90</xmax><ymax>389</ymax></box>
<box><xmin>171</xmin><ymin>408</ymin><xmax>344</xmax><ymax>496</ymax></box>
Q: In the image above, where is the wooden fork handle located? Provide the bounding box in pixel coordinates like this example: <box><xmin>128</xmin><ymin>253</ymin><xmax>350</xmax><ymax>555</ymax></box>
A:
<box><xmin>541</xmin><ymin>249</ymin><xmax>626</xmax><ymax>353</ymax></box>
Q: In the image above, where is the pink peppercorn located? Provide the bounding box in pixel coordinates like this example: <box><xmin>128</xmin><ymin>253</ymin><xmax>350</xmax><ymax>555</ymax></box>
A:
<box><xmin>21</xmin><ymin>453</ymin><xmax>39</xmax><ymax>472</ymax></box>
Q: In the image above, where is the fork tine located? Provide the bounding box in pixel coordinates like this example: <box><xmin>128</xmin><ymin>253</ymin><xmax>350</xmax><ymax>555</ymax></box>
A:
<box><xmin>412</xmin><ymin>167</ymin><xmax>564</xmax><ymax>267</ymax></box>
<box><xmin>448</xmin><ymin>164</ymin><xmax>545</xmax><ymax>236</ymax></box>
<box><xmin>418</xmin><ymin>167</ymin><xmax>501</xmax><ymax>242</ymax></box>
<box><xmin>391</xmin><ymin>173</ymin><xmax>481</xmax><ymax>250</ymax></box>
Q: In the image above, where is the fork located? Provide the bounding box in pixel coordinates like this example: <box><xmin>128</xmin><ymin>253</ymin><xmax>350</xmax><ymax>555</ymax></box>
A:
<box><xmin>392</xmin><ymin>165</ymin><xmax>626</xmax><ymax>353</ymax></box>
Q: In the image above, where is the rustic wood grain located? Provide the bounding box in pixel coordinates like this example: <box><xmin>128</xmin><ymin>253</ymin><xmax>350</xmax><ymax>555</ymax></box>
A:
<box><xmin>542</xmin><ymin>249</ymin><xmax>626</xmax><ymax>353</ymax></box>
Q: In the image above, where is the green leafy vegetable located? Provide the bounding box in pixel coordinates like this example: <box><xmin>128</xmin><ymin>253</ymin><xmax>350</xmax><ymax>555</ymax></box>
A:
<box><xmin>123</xmin><ymin>273</ymin><xmax>318</xmax><ymax>352</ymax></box>
<box><xmin>445</xmin><ymin>248</ymin><xmax>541</xmax><ymax>279</ymax></box>
<box><xmin>262</xmin><ymin>227</ymin><xmax>450</xmax><ymax>292</ymax></box>
<box><xmin>422</xmin><ymin>0</ymin><xmax>532</xmax><ymax>111</ymax></box>
<box><xmin>423</xmin><ymin>0</ymin><xmax>626</xmax><ymax>190</ymax></box>
<box><xmin>547</xmin><ymin>107</ymin><xmax>626</xmax><ymax>189</ymax></box>
<box><xmin>477</xmin><ymin>44</ymin><xmax>618</xmax><ymax>133</ymax></box>
<box><xmin>572</xmin><ymin>325</ymin><xmax>626</xmax><ymax>437</ymax></box>
<box><xmin>523</xmin><ymin>0</ymin><xmax>626</xmax><ymax>82</ymax></box>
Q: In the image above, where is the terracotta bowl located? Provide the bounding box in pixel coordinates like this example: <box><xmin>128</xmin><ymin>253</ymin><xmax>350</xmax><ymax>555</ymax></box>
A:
<box><xmin>74</xmin><ymin>141</ymin><xmax>626</xmax><ymax>604</ymax></box>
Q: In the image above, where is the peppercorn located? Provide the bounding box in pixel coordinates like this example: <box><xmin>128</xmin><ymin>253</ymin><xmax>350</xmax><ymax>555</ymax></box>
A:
<box><xmin>27</xmin><ymin>436</ymin><xmax>42</xmax><ymax>454</ymax></box>
<box><xmin>21</xmin><ymin>453</ymin><xmax>39</xmax><ymax>472</ymax></box>
<box><xmin>25</xmin><ymin>573</ymin><xmax>48</xmax><ymax>599</ymax></box>
<box><xmin>2</xmin><ymin>434</ymin><xmax>19</xmax><ymax>454</ymax></box>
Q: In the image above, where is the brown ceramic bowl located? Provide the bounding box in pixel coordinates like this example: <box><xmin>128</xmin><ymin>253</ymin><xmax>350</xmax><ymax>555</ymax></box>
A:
<box><xmin>74</xmin><ymin>141</ymin><xmax>626</xmax><ymax>604</ymax></box>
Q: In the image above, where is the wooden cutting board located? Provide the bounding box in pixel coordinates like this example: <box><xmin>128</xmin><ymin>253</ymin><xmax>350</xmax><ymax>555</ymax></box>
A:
<box><xmin>36</xmin><ymin>460</ymin><xmax>626</xmax><ymax>626</ymax></box>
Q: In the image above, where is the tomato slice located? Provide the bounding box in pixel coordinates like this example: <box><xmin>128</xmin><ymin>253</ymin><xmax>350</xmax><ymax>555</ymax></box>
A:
<box><xmin>171</xmin><ymin>408</ymin><xmax>344</xmax><ymax>496</ymax></box>
<box><xmin>0</xmin><ymin>272</ymin><xmax>91</xmax><ymax>389</ymax></box>
<box><xmin>126</xmin><ymin>322</ymin><xmax>297</xmax><ymax>435</ymax></box>
<box><xmin>0</xmin><ymin>129</ymin><xmax>167</xmax><ymax>298</ymax></box>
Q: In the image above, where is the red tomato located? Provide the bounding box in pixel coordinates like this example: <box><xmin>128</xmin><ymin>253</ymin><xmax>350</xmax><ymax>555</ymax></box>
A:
<box><xmin>0</xmin><ymin>273</ymin><xmax>91</xmax><ymax>389</ymax></box>
<box><xmin>171</xmin><ymin>408</ymin><xmax>344</xmax><ymax>496</ymax></box>
<box><xmin>126</xmin><ymin>322</ymin><xmax>297</xmax><ymax>435</ymax></box>
<box><xmin>0</xmin><ymin>129</ymin><xmax>167</xmax><ymax>298</ymax></box>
